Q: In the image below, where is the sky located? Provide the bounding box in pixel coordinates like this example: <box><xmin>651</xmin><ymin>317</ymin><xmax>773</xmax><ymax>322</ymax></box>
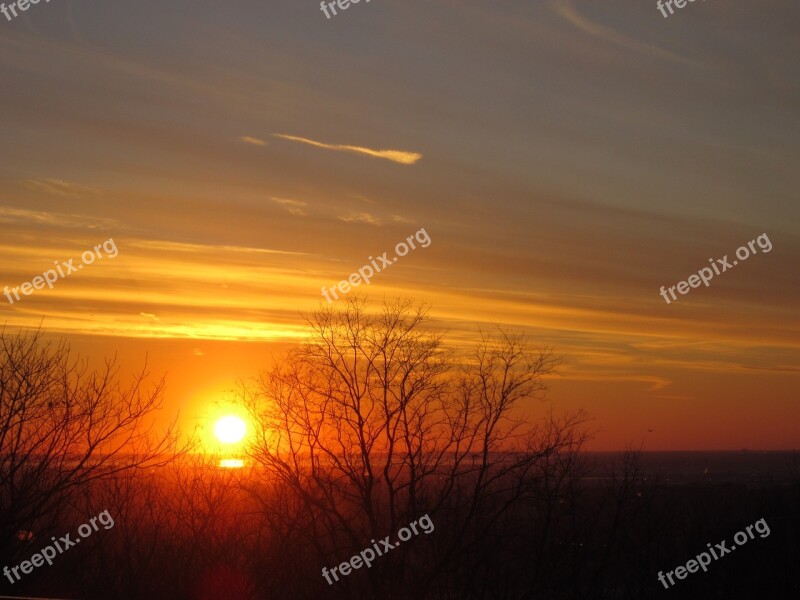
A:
<box><xmin>1</xmin><ymin>0</ymin><xmax>798</xmax><ymax>450</ymax></box>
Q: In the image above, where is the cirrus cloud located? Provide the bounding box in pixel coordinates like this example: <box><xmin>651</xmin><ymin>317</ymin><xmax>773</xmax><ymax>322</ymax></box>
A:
<box><xmin>272</xmin><ymin>133</ymin><xmax>422</xmax><ymax>165</ymax></box>
<box><xmin>239</xmin><ymin>136</ymin><xmax>267</xmax><ymax>146</ymax></box>
<box><xmin>23</xmin><ymin>178</ymin><xmax>99</xmax><ymax>197</ymax></box>
<box><xmin>338</xmin><ymin>211</ymin><xmax>383</xmax><ymax>226</ymax></box>
<box><xmin>271</xmin><ymin>197</ymin><xmax>308</xmax><ymax>217</ymax></box>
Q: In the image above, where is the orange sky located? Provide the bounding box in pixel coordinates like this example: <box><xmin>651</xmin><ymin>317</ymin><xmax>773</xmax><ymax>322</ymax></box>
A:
<box><xmin>1</xmin><ymin>0</ymin><xmax>798</xmax><ymax>450</ymax></box>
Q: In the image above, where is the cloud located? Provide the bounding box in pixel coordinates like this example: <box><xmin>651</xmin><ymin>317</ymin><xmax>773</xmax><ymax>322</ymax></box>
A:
<box><xmin>272</xmin><ymin>133</ymin><xmax>422</xmax><ymax>165</ymax></box>
<box><xmin>0</xmin><ymin>207</ymin><xmax>118</xmax><ymax>230</ymax></box>
<box><xmin>349</xmin><ymin>194</ymin><xmax>377</xmax><ymax>205</ymax></box>
<box><xmin>271</xmin><ymin>197</ymin><xmax>307</xmax><ymax>216</ymax></box>
<box><xmin>140</xmin><ymin>312</ymin><xmax>161</xmax><ymax>322</ymax></box>
<box><xmin>239</xmin><ymin>136</ymin><xmax>267</xmax><ymax>146</ymax></box>
<box><xmin>130</xmin><ymin>239</ymin><xmax>310</xmax><ymax>256</ymax></box>
<box><xmin>23</xmin><ymin>179</ymin><xmax>98</xmax><ymax>197</ymax></box>
<box><xmin>338</xmin><ymin>212</ymin><xmax>383</xmax><ymax>226</ymax></box>
<box><xmin>551</xmin><ymin>0</ymin><xmax>698</xmax><ymax>66</ymax></box>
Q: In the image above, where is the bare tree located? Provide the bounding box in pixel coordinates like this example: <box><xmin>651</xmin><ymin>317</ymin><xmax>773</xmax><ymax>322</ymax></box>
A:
<box><xmin>0</xmin><ymin>328</ymin><xmax>180</xmax><ymax>565</ymax></box>
<box><xmin>240</xmin><ymin>297</ymin><xmax>588</xmax><ymax>598</ymax></box>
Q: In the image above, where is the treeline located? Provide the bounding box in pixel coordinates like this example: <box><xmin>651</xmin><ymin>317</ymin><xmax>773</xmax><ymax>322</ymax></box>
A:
<box><xmin>1</xmin><ymin>302</ymin><xmax>797</xmax><ymax>599</ymax></box>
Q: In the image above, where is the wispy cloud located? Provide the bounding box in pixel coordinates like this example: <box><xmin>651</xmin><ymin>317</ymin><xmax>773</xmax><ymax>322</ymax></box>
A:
<box><xmin>271</xmin><ymin>197</ymin><xmax>307</xmax><ymax>217</ymax></box>
<box><xmin>338</xmin><ymin>212</ymin><xmax>383</xmax><ymax>226</ymax></box>
<box><xmin>23</xmin><ymin>179</ymin><xmax>98</xmax><ymax>197</ymax></box>
<box><xmin>239</xmin><ymin>136</ymin><xmax>267</xmax><ymax>146</ymax></box>
<box><xmin>0</xmin><ymin>207</ymin><xmax>118</xmax><ymax>230</ymax></box>
<box><xmin>129</xmin><ymin>239</ymin><xmax>310</xmax><ymax>256</ymax></box>
<box><xmin>272</xmin><ymin>133</ymin><xmax>422</xmax><ymax>165</ymax></box>
<box><xmin>349</xmin><ymin>194</ymin><xmax>377</xmax><ymax>205</ymax></box>
<box><xmin>551</xmin><ymin>0</ymin><xmax>698</xmax><ymax>66</ymax></box>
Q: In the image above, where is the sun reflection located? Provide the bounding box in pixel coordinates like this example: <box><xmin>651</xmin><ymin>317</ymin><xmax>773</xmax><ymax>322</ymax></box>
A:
<box><xmin>219</xmin><ymin>458</ymin><xmax>245</xmax><ymax>469</ymax></box>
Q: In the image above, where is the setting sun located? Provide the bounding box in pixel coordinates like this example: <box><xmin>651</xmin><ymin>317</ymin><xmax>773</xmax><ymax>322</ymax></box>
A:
<box><xmin>214</xmin><ymin>415</ymin><xmax>246</xmax><ymax>444</ymax></box>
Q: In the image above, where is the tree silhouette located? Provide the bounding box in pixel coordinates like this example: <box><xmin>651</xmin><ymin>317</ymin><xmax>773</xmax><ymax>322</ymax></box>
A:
<box><xmin>0</xmin><ymin>328</ymin><xmax>180</xmax><ymax>567</ymax></box>
<box><xmin>240</xmin><ymin>297</ymin><xmax>588</xmax><ymax>598</ymax></box>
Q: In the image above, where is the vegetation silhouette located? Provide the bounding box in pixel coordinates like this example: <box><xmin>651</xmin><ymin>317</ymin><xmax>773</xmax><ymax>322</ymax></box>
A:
<box><xmin>1</xmin><ymin>302</ymin><xmax>797</xmax><ymax>599</ymax></box>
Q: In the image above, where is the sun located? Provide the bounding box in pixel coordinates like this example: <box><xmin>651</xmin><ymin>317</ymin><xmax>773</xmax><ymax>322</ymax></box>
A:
<box><xmin>214</xmin><ymin>415</ymin><xmax>246</xmax><ymax>444</ymax></box>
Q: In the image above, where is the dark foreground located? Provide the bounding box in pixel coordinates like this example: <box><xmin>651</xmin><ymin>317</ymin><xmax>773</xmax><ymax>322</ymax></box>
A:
<box><xmin>1</xmin><ymin>451</ymin><xmax>798</xmax><ymax>600</ymax></box>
